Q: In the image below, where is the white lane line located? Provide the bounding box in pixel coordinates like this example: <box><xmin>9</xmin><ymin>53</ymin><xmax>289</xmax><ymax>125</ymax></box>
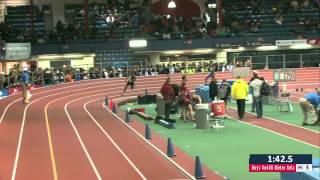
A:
<box><xmin>43</xmin><ymin>86</ymin><xmax>161</xmax><ymax>179</ymax></box>
<box><xmin>0</xmin><ymin>79</ymin><xmax>107</xmax><ymax>123</ymax></box>
<box><xmin>83</xmin><ymin>99</ymin><xmax>147</xmax><ymax>180</ymax></box>
<box><xmin>226</xmin><ymin>115</ymin><xmax>320</xmax><ymax>149</ymax></box>
<box><xmin>0</xmin><ymin>74</ymin><xmax>182</xmax><ymax>123</ymax></box>
<box><xmin>0</xmin><ymin>78</ymin><xmax>102</xmax><ymax>101</ymax></box>
<box><xmin>64</xmin><ymin>102</ymin><xmax>102</xmax><ymax>180</ymax></box>
<box><xmin>95</xmin><ymin>99</ymin><xmax>196</xmax><ymax>180</ymax></box>
<box><xmin>0</xmin><ymin>77</ymin><xmax>165</xmax><ymax>124</ymax></box>
<box><xmin>227</xmin><ymin>106</ymin><xmax>320</xmax><ymax>134</ymax></box>
<box><xmin>9</xmin><ymin>81</ymin><xmax>136</xmax><ymax>180</ymax></box>
<box><xmin>9</xmin><ymin>87</ymin><xmax>102</xmax><ymax>180</ymax></box>
<box><xmin>10</xmin><ymin>101</ymin><xmax>28</xmax><ymax>180</ymax></box>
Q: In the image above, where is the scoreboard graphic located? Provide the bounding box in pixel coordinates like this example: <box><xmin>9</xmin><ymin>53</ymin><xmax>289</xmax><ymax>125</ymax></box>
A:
<box><xmin>249</xmin><ymin>154</ymin><xmax>312</xmax><ymax>172</ymax></box>
<box><xmin>274</xmin><ymin>69</ymin><xmax>296</xmax><ymax>81</ymax></box>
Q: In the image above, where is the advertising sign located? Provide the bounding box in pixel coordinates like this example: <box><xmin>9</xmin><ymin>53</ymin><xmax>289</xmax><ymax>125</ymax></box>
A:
<box><xmin>0</xmin><ymin>41</ymin><xmax>5</xmax><ymax>60</ymax></box>
<box><xmin>5</xmin><ymin>43</ymin><xmax>31</xmax><ymax>60</ymax></box>
<box><xmin>232</xmin><ymin>67</ymin><xmax>251</xmax><ymax>78</ymax></box>
<box><xmin>274</xmin><ymin>69</ymin><xmax>296</xmax><ymax>81</ymax></box>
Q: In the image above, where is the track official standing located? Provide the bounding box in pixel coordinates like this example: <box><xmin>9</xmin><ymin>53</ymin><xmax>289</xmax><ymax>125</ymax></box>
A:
<box><xmin>249</xmin><ymin>71</ymin><xmax>263</xmax><ymax>118</ymax></box>
<box><xmin>160</xmin><ymin>77</ymin><xmax>175</xmax><ymax>119</ymax></box>
<box><xmin>232</xmin><ymin>75</ymin><xmax>249</xmax><ymax>120</ymax></box>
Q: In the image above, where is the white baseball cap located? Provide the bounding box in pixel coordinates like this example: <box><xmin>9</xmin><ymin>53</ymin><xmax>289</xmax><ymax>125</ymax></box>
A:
<box><xmin>252</xmin><ymin>70</ymin><xmax>259</xmax><ymax>74</ymax></box>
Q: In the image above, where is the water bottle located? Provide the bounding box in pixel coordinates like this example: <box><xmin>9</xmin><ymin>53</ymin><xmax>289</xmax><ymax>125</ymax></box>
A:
<box><xmin>220</xmin><ymin>118</ymin><xmax>224</xmax><ymax>127</ymax></box>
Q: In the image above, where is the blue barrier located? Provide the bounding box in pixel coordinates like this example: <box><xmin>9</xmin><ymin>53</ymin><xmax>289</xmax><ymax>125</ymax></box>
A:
<box><xmin>0</xmin><ymin>88</ymin><xmax>9</xmax><ymax>99</ymax></box>
<box><xmin>195</xmin><ymin>85</ymin><xmax>210</xmax><ymax>103</ymax></box>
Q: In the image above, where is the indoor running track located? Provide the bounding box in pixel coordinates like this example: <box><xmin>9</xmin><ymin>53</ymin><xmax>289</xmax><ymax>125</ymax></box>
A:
<box><xmin>0</xmin><ymin>76</ymin><xmax>223</xmax><ymax>180</ymax></box>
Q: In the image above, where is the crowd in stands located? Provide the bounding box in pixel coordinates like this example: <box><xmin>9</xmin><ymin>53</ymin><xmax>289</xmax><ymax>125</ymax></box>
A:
<box><xmin>0</xmin><ymin>0</ymin><xmax>319</xmax><ymax>42</ymax></box>
<box><xmin>0</xmin><ymin>61</ymin><xmax>235</xmax><ymax>89</ymax></box>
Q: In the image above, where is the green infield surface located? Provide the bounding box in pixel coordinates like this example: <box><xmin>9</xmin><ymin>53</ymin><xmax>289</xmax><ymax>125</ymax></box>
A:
<box><xmin>228</xmin><ymin>101</ymin><xmax>320</xmax><ymax>132</ymax></box>
<box><xmin>120</xmin><ymin>102</ymin><xmax>320</xmax><ymax>180</ymax></box>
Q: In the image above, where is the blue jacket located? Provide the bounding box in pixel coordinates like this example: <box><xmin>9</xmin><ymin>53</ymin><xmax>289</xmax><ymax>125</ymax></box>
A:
<box><xmin>20</xmin><ymin>71</ymin><xmax>29</xmax><ymax>84</ymax></box>
<box><xmin>205</xmin><ymin>71</ymin><xmax>215</xmax><ymax>82</ymax></box>
<box><xmin>304</xmin><ymin>93</ymin><xmax>320</xmax><ymax>108</ymax></box>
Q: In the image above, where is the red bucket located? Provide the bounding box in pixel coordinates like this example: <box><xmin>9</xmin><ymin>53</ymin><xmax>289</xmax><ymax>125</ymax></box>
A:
<box><xmin>211</xmin><ymin>101</ymin><xmax>225</xmax><ymax>116</ymax></box>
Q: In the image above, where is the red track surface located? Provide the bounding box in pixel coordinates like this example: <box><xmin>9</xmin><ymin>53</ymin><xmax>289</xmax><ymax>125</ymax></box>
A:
<box><xmin>0</xmin><ymin>68</ymin><xmax>319</xmax><ymax>180</ymax></box>
<box><xmin>0</xmin><ymin>76</ymin><xmax>223</xmax><ymax>180</ymax></box>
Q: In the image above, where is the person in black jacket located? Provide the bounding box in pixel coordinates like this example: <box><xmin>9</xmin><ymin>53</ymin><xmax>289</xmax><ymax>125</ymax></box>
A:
<box><xmin>218</xmin><ymin>78</ymin><xmax>231</xmax><ymax>111</ymax></box>
<box><xmin>209</xmin><ymin>76</ymin><xmax>218</xmax><ymax>101</ymax></box>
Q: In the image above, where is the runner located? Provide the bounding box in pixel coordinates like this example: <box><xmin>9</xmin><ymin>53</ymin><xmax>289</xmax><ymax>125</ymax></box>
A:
<box><xmin>20</xmin><ymin>67</ymin><xmax>31</xmax><ymax>104</ymax></box>
<box><xmin>123</xmin><ymin>70</ymin><xmax>136</xmax><ymax>94</ymax></box>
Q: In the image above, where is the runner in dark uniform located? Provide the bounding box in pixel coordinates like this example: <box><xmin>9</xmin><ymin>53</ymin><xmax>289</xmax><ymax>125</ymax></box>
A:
<box><xmin>123</xmin><ymin>71</ymin><xmax>136</xmax><ymax>94</ymax></box>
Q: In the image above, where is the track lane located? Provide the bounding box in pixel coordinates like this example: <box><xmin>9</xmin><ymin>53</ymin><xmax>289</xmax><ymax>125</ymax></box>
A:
<box><xmin>15</xmin><ymin>79</ymin><xmax>181</xmax><ymax>180</ymax></box>
<box><xmin>13</xmin><ymin>102</ymin><xmax>53</xmax><ymax>180</ymax></box>
<box><xmin>227</xmin><ymin>107</ymin><xmax>320</xmax><ymax>148</ymax></box>
<box><xmin>85</xmin><ymin>97</ymin><xmax>190</xmax><ymax>180</ymax></box>
<box><xmin>3</xmin><ymin>79</ymin><xmax>136</xmax><ymax>180</ymax></box>
<box><xmin>0</xmin><ymin>79</ymin><xmax>115</xmax><ymax>123</ymax></box>
<box><xmin>108</xmin><ymin>96</ymin><xmax>225</xmax><ymax>180</ymax></box>
<box><xmin>44</xmin><ymin>83</ymin><xmax>189</xmax><ymax>179</ymax></box>
<box><xmin>0</xmin><ymin>69</ymin><xmax>318</xmax><ymax>179</ymax></box>
<box><xmin>66</xmin><ymin>95</ymin><xmax>147</xmax><ymax>179</ymax></box>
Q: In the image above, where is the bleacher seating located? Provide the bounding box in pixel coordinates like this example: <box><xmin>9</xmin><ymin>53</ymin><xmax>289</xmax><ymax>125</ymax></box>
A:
<box><xmin>223</xmin><ymin>0</ymin><xmax>319</xmax><ymax>37</ymax></box>
<box><xmin>1</xmin><ymin>0</ymin><xmax>319</xmax><ymax>42</ymax></box>
<box><xmin>5</xmin><ymin>5</ymin><xmax>49</xmax><ymax>41</ymax></box>
<box><xmin>65</xmin><ymin>4</ymin><xmax>142</xmax><ymax>40</ymax></box>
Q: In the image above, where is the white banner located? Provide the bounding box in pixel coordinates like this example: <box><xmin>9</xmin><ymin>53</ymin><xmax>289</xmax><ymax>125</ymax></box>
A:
<box><xmin>232</xmin><ymin>67</ymin><xmax>251</xmax><ymax>78</ymax></box>
<box><xmin>5</xmin><ymin>43</ymin><xmax>31</xmax><ymax>60</ymax></box>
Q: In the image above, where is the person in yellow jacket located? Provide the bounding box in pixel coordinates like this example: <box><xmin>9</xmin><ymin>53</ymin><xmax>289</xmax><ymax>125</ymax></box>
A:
<box><xmin>232</xmin><ymin>75</ymin><xmax>249</xmax><ymax>119</ymax></box>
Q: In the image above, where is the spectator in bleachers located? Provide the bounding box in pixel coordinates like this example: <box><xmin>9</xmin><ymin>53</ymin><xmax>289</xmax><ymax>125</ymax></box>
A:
<box><xmin>291</xmin><ymin>0</ymin><xmax>300</xmax><ymax>11</ymax></box>
<box><xmin>301</xmin><ymin>0</ymin><xmax>311</xmax><ymax>9</ymax></box>
<box><xmin>65</xmin><ymin>72</ymin><xmax>74</xmax><ymax>82</ymax></box>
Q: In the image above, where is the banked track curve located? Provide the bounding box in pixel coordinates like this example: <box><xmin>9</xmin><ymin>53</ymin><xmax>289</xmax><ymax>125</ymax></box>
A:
<box><xmin>1</xmin><ymin>73</ymin><xmax>318</xmax><ymax>180</ymax></box>
<box><xmin>0</xmin><ymin>75</ymin><xmax>224</xmax><ymax>180</ymax></box>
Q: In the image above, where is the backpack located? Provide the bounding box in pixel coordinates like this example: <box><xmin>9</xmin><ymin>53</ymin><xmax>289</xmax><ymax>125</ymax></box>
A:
<box><xmin>260</xmin><ymin>81</ymin><xmax>271</xmax><ymax>96</ymax></box>
<box><xmin>218</xmin><ymin>84</ymin><xmax>229</xmax><ymax>99</ymax></box>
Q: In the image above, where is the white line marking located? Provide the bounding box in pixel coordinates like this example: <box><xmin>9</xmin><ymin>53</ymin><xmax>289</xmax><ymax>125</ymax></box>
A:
<box><xmin>226</xmin><ymin>116</ymin><xmax>320</xmax><ymax>149</ymax></box>
<box><xmin>10</xmin><ymin>102</ymin><xmax>28</xmax><ymax>180</ymax></box>
<box><xmin>6</xmin><ymin>73</ymin><xmax>319</xmax><ymax>179</ymax></box>
<box><xmin>9</xmin><ymin>80</ymin><xmax>134</xmax><ymax>179</ymax></box>
<box><xmin>64</xmin><ymin>102</ymin><xmax>102</xmax><ymax>180</ymax></box>
<box><xmin>41</xmin><ymin>86</ymin><xmax>161</xmax><ymax>179</ymax></box>
<box><xmin>1</xmin><ymin>79</ymin><xmax>106</xmax><ymax>123</ymax></box>
<box><xmin>83</xmin><ymin>100</ymin><xmax>147</xmax><ymax>180</ymax></box>
<box><xmin>0</xmin><ymin>77</ymin><xmax>168</xmax><ymax>124</ymax></box>
<box><xmin>98</xmin><ymin>98</ymin><xmax>196</xmax><ymax>180</ymax></box>
<box><xmin>228</xmin><ymin>106</ymin><xmax>320</xmax><ymax>134</ymax></box>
